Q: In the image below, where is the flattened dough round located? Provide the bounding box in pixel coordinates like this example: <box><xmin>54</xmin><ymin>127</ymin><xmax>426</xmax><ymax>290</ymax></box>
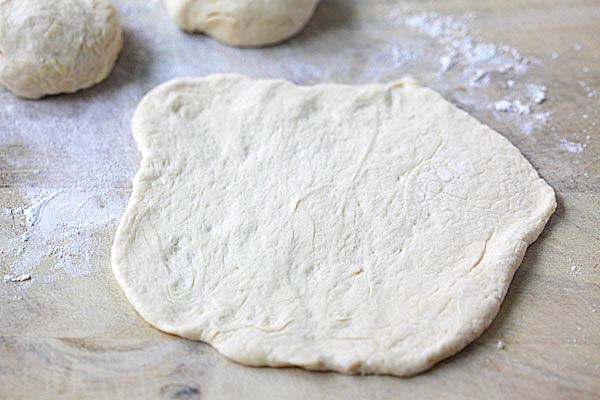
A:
<box><xmin>0</xmin><ymin>0</ymin><xmax>122</xmax><ymax>99</ymax></box>
<box><xmin>112</xmin><ymin>74</ymin><xmax>555</xmax><ymax>376</ymax></box>
<box><xmin>163</xmin><ymin>0</ymin><xmax>319</xmax><ymax>47</ymax></box>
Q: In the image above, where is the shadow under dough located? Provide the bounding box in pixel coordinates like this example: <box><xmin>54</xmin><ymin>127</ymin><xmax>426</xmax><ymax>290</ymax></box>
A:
<box><xmin>287</xmin><ymin>0</ymin><xmax>357</xmax><ymax>44</ymax></box>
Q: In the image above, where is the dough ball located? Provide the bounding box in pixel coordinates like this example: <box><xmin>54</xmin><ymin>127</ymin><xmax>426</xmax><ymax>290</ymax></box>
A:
<box><xmin>164</xmin><ymin>0</ymin><xmax>320</xmax><ymax>47</ymax></box>
<box><xmin>0</xmin><ymin>0</ymin><xmax>123</xmax><ymax>99</ymax></box>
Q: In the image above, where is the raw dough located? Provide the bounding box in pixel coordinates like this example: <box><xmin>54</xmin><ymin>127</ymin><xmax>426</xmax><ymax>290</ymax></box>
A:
<box><xmin>163</xmin><ymin>0</ymin><xmax>319</xmax><ymax>47</ymax></box>
<box><xmin>0</xmin><ymin>0</ymin><xmax>123</xmax><ymax>99</ymax></box>
<box><xmin>112</xmin><ymin>74</ymin><xmax>555</xmax><ymax>376</ymax></box>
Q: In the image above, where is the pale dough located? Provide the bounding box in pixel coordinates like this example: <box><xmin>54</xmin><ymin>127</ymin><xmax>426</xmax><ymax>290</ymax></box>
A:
<box><xmin>0</xmin><ymin>0</ymin><xmax>123</xmax><ymax>99</ymax></box>
<box><xmin>163</xmin><ymin>0</ymin><xmax>319</xmax><ymax>47</ymax></box>
<box><xmin>112</xmin><ymin>74</ymin><xmax>556</xmax><ymax>376</ymax></box>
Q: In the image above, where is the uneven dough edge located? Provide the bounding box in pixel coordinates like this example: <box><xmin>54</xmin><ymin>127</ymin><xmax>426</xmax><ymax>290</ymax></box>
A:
<box><xmin>112</xmin><ymin>74</ymin><xmax>556</xmax><ymax>376</ymax></box>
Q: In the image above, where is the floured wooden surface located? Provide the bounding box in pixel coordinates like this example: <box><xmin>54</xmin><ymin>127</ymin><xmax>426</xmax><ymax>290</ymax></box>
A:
<box><xmin>0</xmin><ymin>0</ymin><xmax>599</xmax><ymax>398</ymax></box>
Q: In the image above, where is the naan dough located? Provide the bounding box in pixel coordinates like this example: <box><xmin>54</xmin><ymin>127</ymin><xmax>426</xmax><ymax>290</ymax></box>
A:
<box><xmin>163</xmin><ymin>0</ymin><xmax>319</xmax><ymax>47</ymax></box>
<box><xmin>0</xmin><ymin>0</ymin><xmax>122</xmax><ymax>99</ymax></box>
<box><xmin>112</xmin><ymin>74</ymin><xmax>555</xmax><ymax>376</ymax></box>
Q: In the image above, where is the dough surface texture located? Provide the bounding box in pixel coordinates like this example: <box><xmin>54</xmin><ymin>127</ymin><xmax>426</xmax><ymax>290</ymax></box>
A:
<box><xmin>112</xmin><ymin>74</ymin><xmax>556</xmax><ymax>376</ymax></box>
<box><xmin>0</xmin><ymin>0</ymin><xmax>122</xmax><ymax>99</ymax></box>
<box><xmin>163</xmin><ymin>0</ymin><xmax>319</xmax><ymax>46</ymax></box>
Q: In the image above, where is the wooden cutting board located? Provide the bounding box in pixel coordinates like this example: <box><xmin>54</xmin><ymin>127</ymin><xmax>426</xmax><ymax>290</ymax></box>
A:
<box><xmin>0</xmin><ymin>0</ymin><xmax>598</xmax><ymax>398</ymax></box>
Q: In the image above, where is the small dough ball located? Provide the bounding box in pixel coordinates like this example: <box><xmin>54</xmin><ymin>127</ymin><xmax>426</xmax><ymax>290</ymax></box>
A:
<box><xmin>164</xmin><ymin>0</ymin><xmax>320</xmax><ymax>47</ymax></box>
<box><xmin>0</xmin><ymin>0</ymin><xmax>123</xmax><ymax>99</ymax></box>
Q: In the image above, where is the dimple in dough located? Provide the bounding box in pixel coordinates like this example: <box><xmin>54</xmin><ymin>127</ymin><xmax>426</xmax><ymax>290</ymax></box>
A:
<box><xmin>0</xmin><ymin>0</ymin><xmax>123</xmax><ymax>99</ymax></box>
<box><xmin>112</xmin><ymin>74</ymin><xmax>556</xmax><ymax>376</ymax></box>
<box><xmin>163</xmin><ymin>0</ymin><xmax>320</xmax><ymax>47</ymax></box>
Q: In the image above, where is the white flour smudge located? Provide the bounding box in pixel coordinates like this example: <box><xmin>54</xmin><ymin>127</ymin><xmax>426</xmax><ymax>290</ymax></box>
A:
<box><xmin>4</xmin><ymin>273</ymin><xmax>31</xmax><ymax>283</ymax></box>
<box><xmin>493</xmin><ymin>99</ymin><xmax>531</xmax><ymax>115</ymax></box>
<box><xmin>526</xmin><ymin>84</ymin><xmax>547</xmax><ymax>105</ymax></box>
<box><xmin>2</xmin><ymin>188</ymin><xmax>125</xmax><ymax>283</ymax></box>
<box><xmin>559</xmin><ymin>139</ymin><xmax>584</xmax><ymax>154</ymax></box>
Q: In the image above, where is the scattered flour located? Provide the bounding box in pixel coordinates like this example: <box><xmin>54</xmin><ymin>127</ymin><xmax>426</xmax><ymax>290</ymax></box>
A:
<box><xmin>559</xmin><ymin>139</ymin><xmax>584</xmax><ymax>154</ymax></box>
<box><xmin>493</xmin><ymin>100</ymin><xmax>531</xmax><ymax>115</ymax></box>
<box><xmin>400</xmin><ymin>11</ymin><xmax>552</xmax><ymax>136</ymax></box>
<box><xmin>526</xmin><ymin>84</ymin><xmax>547</xmax><ymax>105</ymax></box>
<box><xmin>579</xmin><ymin>80</ymin><xmax>597</xmax><ymax>99</ymax></box>
<box><xmin>3</xmin><ymin>273</ymin><xmax>31</xmax><ymax>283</ymax></box>
<box><xmin>404</xmin><ymin>12</ymin><xmax>530</xmax><ymax>80</ymax></box>
<box><xmin>400</xmin><ymin>10</ymin><xmax>596</xmax><ymax>156</ymax></box>
<box><xmin>535</xmin><ymin>112</ymin><xmax>551</xmax><ymax>123</ymax></box>
<box><xmin>2</xmin><ymin>188</ymin><xmax>126</xmax><ymax>284</ymax></box>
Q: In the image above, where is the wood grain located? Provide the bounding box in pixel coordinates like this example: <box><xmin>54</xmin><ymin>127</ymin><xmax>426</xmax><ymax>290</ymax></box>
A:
<box><xmin>1</xmin><ymin>0</ymin><xmax>599</xmax><ymax>399</ymax></box>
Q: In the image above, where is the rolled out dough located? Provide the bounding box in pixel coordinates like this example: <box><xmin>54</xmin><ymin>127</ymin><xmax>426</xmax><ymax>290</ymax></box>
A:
<box><xmin>112</xmin><ymin>74</ymin><xmax>555</xmax><ymax>376</ymax></box>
